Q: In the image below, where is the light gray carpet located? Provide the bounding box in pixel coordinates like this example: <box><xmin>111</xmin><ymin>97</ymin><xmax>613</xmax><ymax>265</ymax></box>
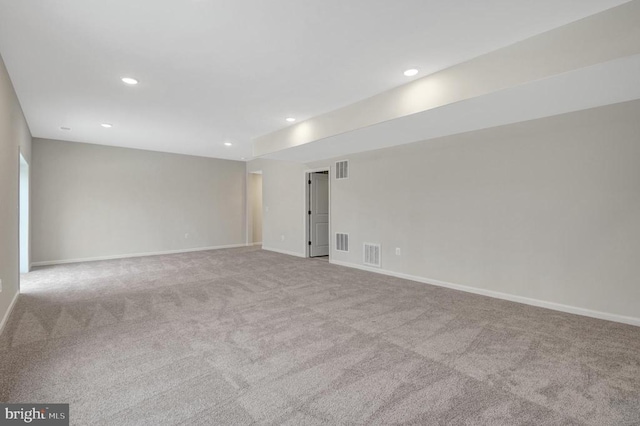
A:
<box><xmin>1</xmin><ymin>247</ymin><xmax>639</xmax><ymax>425</ymax></box>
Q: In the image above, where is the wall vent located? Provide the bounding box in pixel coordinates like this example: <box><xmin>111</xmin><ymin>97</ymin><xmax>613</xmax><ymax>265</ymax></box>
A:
<box><xmin>335</xmin><ymin>160</ymin><xmax>349</xmax><ymax>179</ymax></box>
<box><xmin>336</xmin><ymin>233</ymin><xmax>349</xmax><ymax>252</ymax></box>
<box><xmin>363</xmin><ymin>243</ymin><xmax>381</xmax><ymax>267</ymax></box>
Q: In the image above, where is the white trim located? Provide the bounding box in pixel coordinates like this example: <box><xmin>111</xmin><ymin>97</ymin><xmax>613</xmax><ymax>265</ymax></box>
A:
<box><xmin>31</xmin><ymin>244</ymin><xmax>249</xmax><ymax>266</ymax></box>
<box><xmin>251</xmin><ymin>242</ymin><xmax>263</xmax><ymax>246</ymax></box>
<box><xmin>0</xmin><ymin>291</ymin><xmax>19</xmax><ymax>337</ymax></box>
<box><xmin>330</xmin><ymin>259</ymin><xmax>640</xmax><ymax>327</ymax></box>
<box><xmin>262</xmin><ymin>246</ymin><xmax>306</xmax><ymax>258</ymax></box>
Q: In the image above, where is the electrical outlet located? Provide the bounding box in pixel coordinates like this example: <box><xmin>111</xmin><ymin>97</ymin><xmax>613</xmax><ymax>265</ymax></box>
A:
<box><xmin>184</xmin><ymin>233</ymin><xmax>189</xmax><ymax>239</ymax></box>
<box><xmin>281</xmin><ymin>235</ymin><xmax>285</xmax><ymax>241</ymax></box>
<box><xmin>395</xmin><ymin>248</ymin><xmax>401</xmax><ymax>256</ymax></box>
<box><xmin>266</xmin><ymin>206</ymin><xmax>270</xmax><ymax>213</ymax></box>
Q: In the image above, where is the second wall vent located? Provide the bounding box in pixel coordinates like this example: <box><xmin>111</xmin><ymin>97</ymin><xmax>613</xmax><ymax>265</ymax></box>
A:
<box><xmin>335</xmin><ymin>160</ymin><xmax>349</xmax><ymax>179</ymax></box>
<box><xmin>336</xmin><ymin>233</ymin><xmax>349</xmax><ymax>252</ymax></box>
<box><xmin>363</xmin><ymin>243</ymin><xmax>381</xmax><ymax>267</ymax></box>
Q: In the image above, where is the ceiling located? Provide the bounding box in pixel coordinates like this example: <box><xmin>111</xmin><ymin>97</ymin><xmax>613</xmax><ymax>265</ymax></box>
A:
<box><xmin>265</xmin><ymin>54</ymin><xmax>640</xmax><ymax>162</ymax></box>
<box><xmin>0</xmin><ymin>0</ymin><xmax>630</xmax><ymax>161</ymax></box>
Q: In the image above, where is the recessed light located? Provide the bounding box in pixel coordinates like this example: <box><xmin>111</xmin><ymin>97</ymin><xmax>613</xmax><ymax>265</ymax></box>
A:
<box><xmin>121</xmin><ymin>77</ymin><xmax>138</xmax><ymax>85</ymax></box>
<box><xmin>403</xmin><ymin>69</ymin><xmax>419</xmax><ymax>77</ymax></box>
<box><xmin>101</xmin><ymin>123</ymin><xmax>113</xmax><ymax>128</ymax></box>
<box><xmin>241</xmin><ymin>157</ymin><xmax>246</xmax><ymax>160</ymax></box>
<box><xmin>224</xmin><ymin>142</ymin><xmax>232</xmax><ymax>146</ymax></box>
<box><xmin>60</xmin><ymin>126</ymin><xmax>71</xmax><ymax>131</ymax></box>
<box><xmin>286</xmin><ymin>117</ymin><xmax>296</xmax><ymax>122</ymax></box>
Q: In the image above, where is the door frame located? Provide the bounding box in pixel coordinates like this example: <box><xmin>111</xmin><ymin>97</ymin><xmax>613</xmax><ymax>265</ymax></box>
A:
<box><xmin>303</xmin><ymin>167</ymin><xmax>331</xmax><ymax>258</ymax></box>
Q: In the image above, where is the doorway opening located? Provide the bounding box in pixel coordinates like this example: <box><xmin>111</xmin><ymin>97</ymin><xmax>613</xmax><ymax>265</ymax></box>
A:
<box><xmin>305</xmin><ymin>169</ymin><xmax>330</xmax><ymax>258</ymax></box>
<box><xmin>19</xmin><ymin>153</ymin><xmax>29</xmax><ymax>273</ymax></box>
<box><xmin>248</xmin><ymin>171</ymin><xmax>263</xmax><ymax>247</ymax></box>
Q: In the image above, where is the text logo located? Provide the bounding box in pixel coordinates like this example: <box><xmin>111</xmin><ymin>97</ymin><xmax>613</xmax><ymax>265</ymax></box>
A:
<box><xmin>0</xmin><ymin>404</ymin><xmax>68</xmax><ymax>425</ymax></box>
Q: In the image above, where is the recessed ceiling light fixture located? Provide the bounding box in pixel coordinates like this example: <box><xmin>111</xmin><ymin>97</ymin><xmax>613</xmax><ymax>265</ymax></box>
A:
<box><xmin>101</xmin><ymin>123</ymin><xmax>113</xmax><ymax>128</ymax></box>
<box><xmin>224</xmin><ymin>142</ymin><xmax>232</xmax><ymax>146</ymax></box>
<box><xmin>60</xmin><ymin>126</ymin><xmax>71</xmax><ymax>131</ymax></box>
<box><xmin>121</xmin><ymin>77</ymin><xmax>139</xmax><ymax>85</ymax></box>
<box><xmin>286</xmin><ymin>117</ymin><xmax>296</xmax><ymax>122</ymax></box>
<box><xmin>403</xmin><ymin>68</ymin><xmax>419</xmax><ymax>77</ymax></box>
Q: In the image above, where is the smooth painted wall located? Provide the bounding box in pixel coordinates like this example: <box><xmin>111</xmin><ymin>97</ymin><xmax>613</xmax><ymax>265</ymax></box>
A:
<box><xmin>247</xmin><ymin>159</ymin><xmax>306</xmax><ymax>255</ymax></box>
<box><xmin>32</xmin><ymin>139</ymin><xmax>246</xmax><ymax>263</ymax></box>
<box><xmin>249</xmin><ymin>173</ymin><xmax>263</xmax><ymax>244</ymax></box>
<box><xmin>251</xmin><ymin>100</ymin><xmax>640</xmax><ymax>321</ymax></box>
<box><xmin>0</xmin><ymin>52</ymin><xmax>31</xmax><ymax>328</ymax></box>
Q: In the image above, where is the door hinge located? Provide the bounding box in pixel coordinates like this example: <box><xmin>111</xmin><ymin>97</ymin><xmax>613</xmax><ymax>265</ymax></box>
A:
<box><xmin>308</xmin><ymin>241</ymin><xmax>312</xmax><ymax>246</ymax></box>
<box><xmin>308</xmin><ymin>180</ymin><xmax>311</xmax><ymax>185</ymax></box>
<box><xmin>308</xmin><ymin>210</ymin><xmax>311</xmax><ymax>215</ymax></box>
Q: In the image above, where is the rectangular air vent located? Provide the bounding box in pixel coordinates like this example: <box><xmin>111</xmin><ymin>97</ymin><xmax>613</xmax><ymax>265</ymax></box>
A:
<box><xmin>336</xmin><ymin>233</ymin><xmax>349</xmax><ymax>252</ymax></box>
<box><xmin>335</xmin><ymin>160</ymin><xmax>349</xmax><ymax>180</ymax></box>
<box><xmin>363</xmin><ymin>243</ymin><xmax>381</xmax><ymax>267</ymax></box>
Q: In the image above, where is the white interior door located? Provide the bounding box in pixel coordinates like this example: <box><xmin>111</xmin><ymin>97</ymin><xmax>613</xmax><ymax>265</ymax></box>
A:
<box><xmin>309</xmin><ymin>172</ymin><xmax>329</xmax><ymax>257</ymax></box>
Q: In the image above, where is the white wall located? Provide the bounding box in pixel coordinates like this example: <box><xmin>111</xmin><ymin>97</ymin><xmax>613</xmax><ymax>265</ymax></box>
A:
<box><xmin>248</xmin><ymin>173</ymin><xmax>263</xmax><ymax>244</ymax></box>
<box><xmin>251</xmin><ymin>100</ymin><xmax>640</xmax><ymax>323</ymax></box>
<box><xmin>0</xmin><ymin>52</ymin><xmax>31</xmax><ymax>330</ymax></box>
<box><xmin>19</xmin><ymin>155</ymin><xmax>29</xmax><ymax>273</ymax></box>
<box><xmin>32</xmin><ymin>139</ymin><xmax>246</xmax><ymax>264</ymax></box>
<box><xmin>247</xmin><ymin>159</ymin><xmax>306</xmax><ymax>256</ymax></box>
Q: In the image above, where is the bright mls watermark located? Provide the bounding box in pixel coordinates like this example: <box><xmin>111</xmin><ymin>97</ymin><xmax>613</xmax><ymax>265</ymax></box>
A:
<box><xmin>1</xmin><ymin>404</ymin><xmax>68</xmax><ymax>425</ymax></box>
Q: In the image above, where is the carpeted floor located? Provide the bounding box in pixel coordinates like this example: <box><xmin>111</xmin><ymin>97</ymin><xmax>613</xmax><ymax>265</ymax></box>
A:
<box><xmin>1</xmin><ymin>247</ymin><xmax>639</xmax><ymax>425</ymax></box>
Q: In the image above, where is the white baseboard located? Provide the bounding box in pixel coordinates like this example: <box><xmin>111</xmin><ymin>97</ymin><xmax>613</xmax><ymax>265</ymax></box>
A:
<box><xmin>330</xmin><ymin>259</ymin><xmax>640</xmax><ymax>327</ymax></box>
<box><xmin>251</xmin><ymin>242</ymin><xmax>263</xmax><ymax>246</ymax></box>
<box><xmin>262</xmin><ymin>246</ymin><xmax>306</xmax><ymax>258</ymax></box>
<box><xmin>0</xmin><ymin>290</ymin><xmax>19</xmax><ymax>337</ymax></box>
<box><xmin>31</xmin><ymin>243</ymin><xmax>250</xmax><ymax>267</ymax></box>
